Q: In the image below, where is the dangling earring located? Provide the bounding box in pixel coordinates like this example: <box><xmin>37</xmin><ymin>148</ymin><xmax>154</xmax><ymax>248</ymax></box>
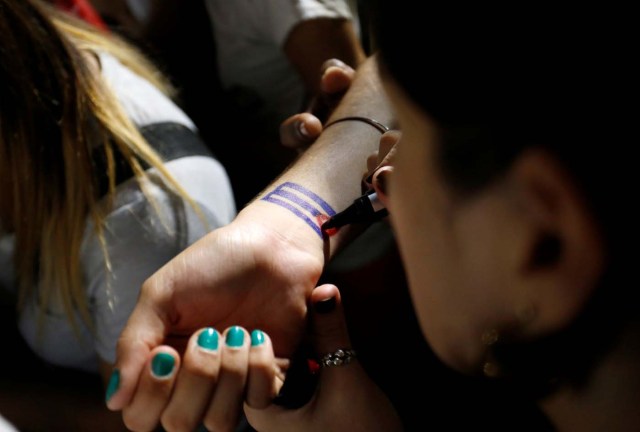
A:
<box><xmin>481</xmin><ymin>329</ymin><xmax>501</xmax><ymax>378</ymax></box>
<box><xmin>481</xmin><ymin>302</ymin><xmax>538</xmax><ymax>378</ymax></box>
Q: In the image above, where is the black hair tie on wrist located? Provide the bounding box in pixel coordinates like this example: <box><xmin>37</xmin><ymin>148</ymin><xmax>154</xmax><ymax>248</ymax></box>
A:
<box><xmin>323</xmin><ymin>116</ymin><xmax>390</xmax><ymax>134</ymax></box>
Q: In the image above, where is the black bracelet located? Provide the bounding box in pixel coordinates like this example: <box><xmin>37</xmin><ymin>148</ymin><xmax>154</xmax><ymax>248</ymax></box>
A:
<box><xmin>323</xmin><ymin>116</ymin><xmax>390</xmax><ymax>134</ymax></box>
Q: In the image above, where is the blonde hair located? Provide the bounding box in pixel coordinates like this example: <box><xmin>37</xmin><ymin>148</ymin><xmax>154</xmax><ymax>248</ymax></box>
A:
<box><xmin>0</xmin><ymin>0</ymin><xmax>203</xmax><ymax>335</ymax></box>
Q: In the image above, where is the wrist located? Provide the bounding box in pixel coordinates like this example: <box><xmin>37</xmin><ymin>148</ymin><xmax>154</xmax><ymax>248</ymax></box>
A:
<box><xmin>235</xmin><ymin>200</ymin><xmax>327</xmax><ymax>266</ymax></box>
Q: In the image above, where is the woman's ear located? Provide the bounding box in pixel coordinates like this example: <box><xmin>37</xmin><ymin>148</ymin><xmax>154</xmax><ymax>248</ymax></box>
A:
<box><xmin>508</xmin><ymin>148</ymin><xmax>605</xmax><ymax>336</ymax></box>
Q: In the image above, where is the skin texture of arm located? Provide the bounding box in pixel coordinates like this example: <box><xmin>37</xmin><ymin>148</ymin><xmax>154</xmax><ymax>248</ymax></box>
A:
<box><xmin>107</xmin><ymin>56</ymin><xmax>395</xmax><ymax>430</ymax></box>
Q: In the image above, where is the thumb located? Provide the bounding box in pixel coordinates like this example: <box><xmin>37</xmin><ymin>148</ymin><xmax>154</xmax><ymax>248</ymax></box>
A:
<box><xmin>308</xmin><ymin>284</ymin><xmax>354</xmax><ymax>367</ymax></box>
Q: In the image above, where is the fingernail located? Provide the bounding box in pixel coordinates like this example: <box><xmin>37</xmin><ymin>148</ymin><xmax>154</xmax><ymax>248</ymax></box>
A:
<box><xmin>314</xmin><ymin>297</ymin><xmax>336</xmax><ymax>314</ymax></box>
<box><xmin>151</xmin><ymin>353</ymin><xmax>175</xmax><ymax>378</ymax></box>
<box><xmin>298</xmin><ymin>121</ymin><xmax>309</xmax><ymax>138</ymax></box>
<box><xmin>374</xmin><ymin>169</ymin><xmax>389</xmax><ymax>195</ymax></box>
<box><xmin>226</xmin><ymin>326</ymin><xmax>245</xmax><ymax>347</ymax></box>
<box><xmin>251</xmin><ymin>329</ymin><xmax>265</xmax><ymax>346</ymax></box>
<box><xmin>197</xmin><ymin>328</ymin><xmax>219</xmax><ymax>351</ymax></box>
<box><xmin>105</xmin><ymin>369</ymin><xmax>120</xmax><ymax>403</ymax></box>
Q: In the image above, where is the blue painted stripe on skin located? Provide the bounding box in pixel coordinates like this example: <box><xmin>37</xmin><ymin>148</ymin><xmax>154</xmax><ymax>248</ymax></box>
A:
<box><xmin>273</xmin><ymin>190</ymin><xmax>322</xmax><ymax>216</ymax></box>
<box><xmin>280</xmin><ymin>182</ymin><xmax>336</xmax><ymax>216</ymax></box>
<box><xmin>262</xmin><ymin>196</ymin><xmax>322</xmax><ymax>237</ymax></box>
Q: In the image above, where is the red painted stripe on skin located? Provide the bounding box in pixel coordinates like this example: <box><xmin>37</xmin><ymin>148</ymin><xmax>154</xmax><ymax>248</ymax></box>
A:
<box><xmin>316</xmin><ymin>214</ymin><xmax>338</xmax><ymax>237</ymax></box>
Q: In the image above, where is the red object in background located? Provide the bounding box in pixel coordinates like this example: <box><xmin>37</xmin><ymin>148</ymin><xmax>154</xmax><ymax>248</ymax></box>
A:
<box><xmin>54</xmin><ymin>0</ymin><xmax>108</xmax><ymax>31</ymax></box>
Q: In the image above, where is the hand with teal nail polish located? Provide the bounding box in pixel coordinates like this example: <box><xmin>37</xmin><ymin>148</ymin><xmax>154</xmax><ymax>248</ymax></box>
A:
<box><xmin>123</xmin><ymin>325</ymin><xmax>284</xmax><ymax>432</ymax></box>
<box><xmin>111</xmin><ymin>218</ymin><xmax>325</xmax><ymax>407</ymax></box>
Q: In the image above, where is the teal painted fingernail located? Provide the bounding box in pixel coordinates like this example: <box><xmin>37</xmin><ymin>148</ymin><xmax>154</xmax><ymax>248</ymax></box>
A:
<box><xmin>197</xmin><ymin>328</ymin><xmax>219</xmax><ymax>351</ymax></box>
<box><xmin>226</xmin><ymin>326</ymin><xmax>244</xmax><ymax>347</ymax></box>
<box><xmin>151</xmin><ymin>353</ymin><xmax>175</xmax><ymax>378</ymax></box>
<box><xmin>251</xmin><ymin>329</ymin><xmax>265</xmax><ymax>346</ymax></box>
<box><xmin>105</xmin><ymin>369</ymin><xmax>120</xmax><ymax>403</ymax></box>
